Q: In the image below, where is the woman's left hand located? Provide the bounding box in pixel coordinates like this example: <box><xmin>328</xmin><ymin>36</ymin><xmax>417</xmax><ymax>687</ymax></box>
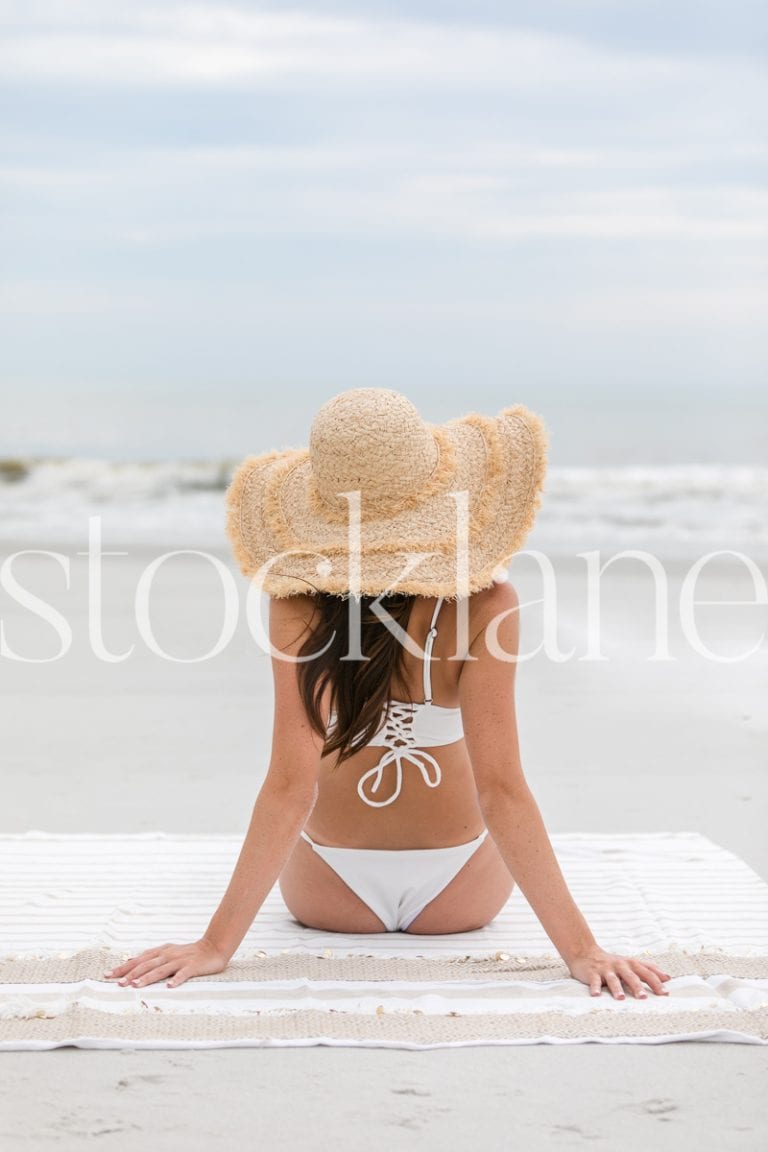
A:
<box><xmin>567</xmin><ymin>946</ymin><xmax>672</xmax><ymax>999</ymax></box>
<box><xmin>103</xmin><ymin>938</ymin><xmax>229</xmax><ymax>989</ymax></box>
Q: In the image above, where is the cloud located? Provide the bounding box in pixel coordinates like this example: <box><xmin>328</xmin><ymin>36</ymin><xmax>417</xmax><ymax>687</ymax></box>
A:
<box><xmin>0</xmin><ymin>2</ymin><xmax>754</xmax><ymax>94</ymax></box>
<box><xmin>7</xmin><ymin>139</ymin><xmax>763</xmax><ymax>179</ymax></box>
<box><xmin>556</xmin><ymin>287</ymin><xmax>768</xmax><ymax>329</ymax></box>
<box><xmin>0</xmin><ymin>280</ymin><xmax>155</xmax><ymax>315</ymax></box>
<box><xmin>2</xmin><ymin>143</ymin><xmax>766</xmax><ymax>241</ymax></box>
<box><xmin>2</xmin><ymin>1</ymin><xmax>766</xmax><ymax>402</ymax></box>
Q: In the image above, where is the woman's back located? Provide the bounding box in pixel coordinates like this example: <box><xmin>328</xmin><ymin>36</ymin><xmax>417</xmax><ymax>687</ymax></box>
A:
<box><xmin>287</xmin><ymin>586</ymin><xmax>517</xmax><ymax>849</ymax></box>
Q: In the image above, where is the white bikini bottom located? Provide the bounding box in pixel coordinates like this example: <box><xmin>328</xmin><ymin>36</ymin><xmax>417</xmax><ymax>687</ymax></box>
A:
<box><xmin>299</xmin><ymin>828</ymin><xmax>490</xmax><ymax>932</ymax></box>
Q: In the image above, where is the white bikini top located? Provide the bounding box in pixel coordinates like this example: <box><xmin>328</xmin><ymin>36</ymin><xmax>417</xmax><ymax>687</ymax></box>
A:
<box><xmin>326</xmin><ymin>596</ymin><xmax>465</xmax><ymax>808</ymax></box>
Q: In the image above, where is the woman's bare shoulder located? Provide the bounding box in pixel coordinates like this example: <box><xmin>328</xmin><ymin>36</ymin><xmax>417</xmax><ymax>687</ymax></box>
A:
<box><xmin>269</xmin><ymin>592</ymin><xmax>317</xmax><ymax>620</ymax></box>
<box><xmin>465</xmin><ymin>582</ymin><xmax>520</xmax><ymax>641</ymax></box>
<box><xmin>468</xmin><ymin>581</ymin><xmax>520</xmax><ymax>612</ymax></box>
<box><xmin>268</xmin><ymin>593</ymin><xmax>318</xmax><ymax>652</ymax></box>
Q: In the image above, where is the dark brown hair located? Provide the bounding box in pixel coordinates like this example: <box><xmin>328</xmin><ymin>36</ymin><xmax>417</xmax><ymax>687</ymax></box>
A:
<box><xmin>296</xmin><ymin>592</ymin><xmax>417</xmax><ymax>767</ymax></box>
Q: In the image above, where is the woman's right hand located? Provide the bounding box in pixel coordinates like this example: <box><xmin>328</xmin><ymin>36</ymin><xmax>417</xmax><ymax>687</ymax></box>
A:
<box><xmin>567</xmin><ymin>946</ymin><xmax>672</xmax><ymax>999</ymax></box>
<box><xmin>103</xmin><ymin>937</ymin><xmax>229</xmax><ymax>989</ymax></box>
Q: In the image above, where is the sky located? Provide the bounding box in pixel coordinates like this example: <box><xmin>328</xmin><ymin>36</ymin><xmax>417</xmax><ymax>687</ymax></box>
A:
<box><xmin>1</xmin><ymin>1</ymin><xmax>766</xmax><ymax>463</ymax></box>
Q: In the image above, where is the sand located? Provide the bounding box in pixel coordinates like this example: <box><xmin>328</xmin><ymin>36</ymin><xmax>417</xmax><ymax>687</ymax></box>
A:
<box><xmin>1</xmin><ymin>544</ymin><xmax>766</xmax><ymax>1150</ymax></box>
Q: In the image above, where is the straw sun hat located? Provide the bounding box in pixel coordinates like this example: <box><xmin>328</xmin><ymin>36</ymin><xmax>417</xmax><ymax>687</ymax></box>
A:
<box><xmin>225</xmin><ymin>388</ymin><xmax>548</xmax><ymax>599</ymax></box>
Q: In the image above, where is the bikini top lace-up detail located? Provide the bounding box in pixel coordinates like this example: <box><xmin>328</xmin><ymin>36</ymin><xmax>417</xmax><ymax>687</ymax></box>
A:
<box><xmin>327</xmin><ymin>596</ymin><xmax>465</xmax><ymax>808</ymax></box>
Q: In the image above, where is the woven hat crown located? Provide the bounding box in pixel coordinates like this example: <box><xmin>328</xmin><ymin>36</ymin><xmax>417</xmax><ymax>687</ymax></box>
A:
<box><xmin>309</xmin><ymin>388</ymin><xmax>440</xmax><ymax>514</ymax></box>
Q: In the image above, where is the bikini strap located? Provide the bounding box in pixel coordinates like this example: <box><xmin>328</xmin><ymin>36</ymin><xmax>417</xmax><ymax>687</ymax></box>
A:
<box><xmin>422</xmin><ymin>596</ymin><xmax>444</xmax><ymax>704</ymax></box>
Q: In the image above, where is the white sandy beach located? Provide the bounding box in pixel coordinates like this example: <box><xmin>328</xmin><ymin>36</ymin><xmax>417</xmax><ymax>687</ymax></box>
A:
<box><xmin>1</xmin><ymin>542</ymin><xmax>766</xmax><ymax>1149</ymax></box>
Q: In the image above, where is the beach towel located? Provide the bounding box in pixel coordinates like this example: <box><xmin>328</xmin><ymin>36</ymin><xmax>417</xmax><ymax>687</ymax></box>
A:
<box><xmin>1</xmin><ymin>831</ymin><xmax>767</xmax><ymax>1049</ymax></box>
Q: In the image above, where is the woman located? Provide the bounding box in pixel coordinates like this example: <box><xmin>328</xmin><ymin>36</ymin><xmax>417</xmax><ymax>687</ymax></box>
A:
<box><xmin>105</xmin><ymin>388</ymin><xmax>671</xmax><ymax>1000</ymax></box>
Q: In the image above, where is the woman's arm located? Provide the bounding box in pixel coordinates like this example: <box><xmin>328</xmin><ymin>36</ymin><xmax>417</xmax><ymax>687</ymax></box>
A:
<box><xmin>201</xmin><ymin>777</ymin><xmax>317</xmax><ymax>963</ymax></box>
<box><xmin>459</xmin><ymin>583</ymin><xmax>670</xmax><ymax>1000</ymax></box>
<box><xmin>105</xmin><ymin>594</ymin><xmax>324</xmax><ymax>988</ymax></box>
<box><xmin>202</xmin><ymin>594</ymin><xmax>324</xmax><ymax>960</ymax></box>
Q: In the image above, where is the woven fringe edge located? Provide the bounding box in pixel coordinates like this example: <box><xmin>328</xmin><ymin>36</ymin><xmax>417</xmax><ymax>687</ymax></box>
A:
<box><xmin>2</xmin><ymin>1005</ymin><xmax>767</xmax><ymax>1047</ymax></box>
<box><xmin>3</xmin><ymin>948</ymin><xmax>768</xmax><ymax>985</ymax></box>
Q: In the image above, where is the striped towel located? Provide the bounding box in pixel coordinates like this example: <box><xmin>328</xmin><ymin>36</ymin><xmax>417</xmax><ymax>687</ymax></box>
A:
<box><xmin>1</xmin><ymin>831</ymin><xmax>767</xmax><ymax>1049</ymax></box>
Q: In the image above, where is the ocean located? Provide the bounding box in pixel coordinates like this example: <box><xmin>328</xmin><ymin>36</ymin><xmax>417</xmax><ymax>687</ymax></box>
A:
<box><xmin>1</xmin><ymin>456</ymin><xmax>766</xmax><ymax>565</ymax></box>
